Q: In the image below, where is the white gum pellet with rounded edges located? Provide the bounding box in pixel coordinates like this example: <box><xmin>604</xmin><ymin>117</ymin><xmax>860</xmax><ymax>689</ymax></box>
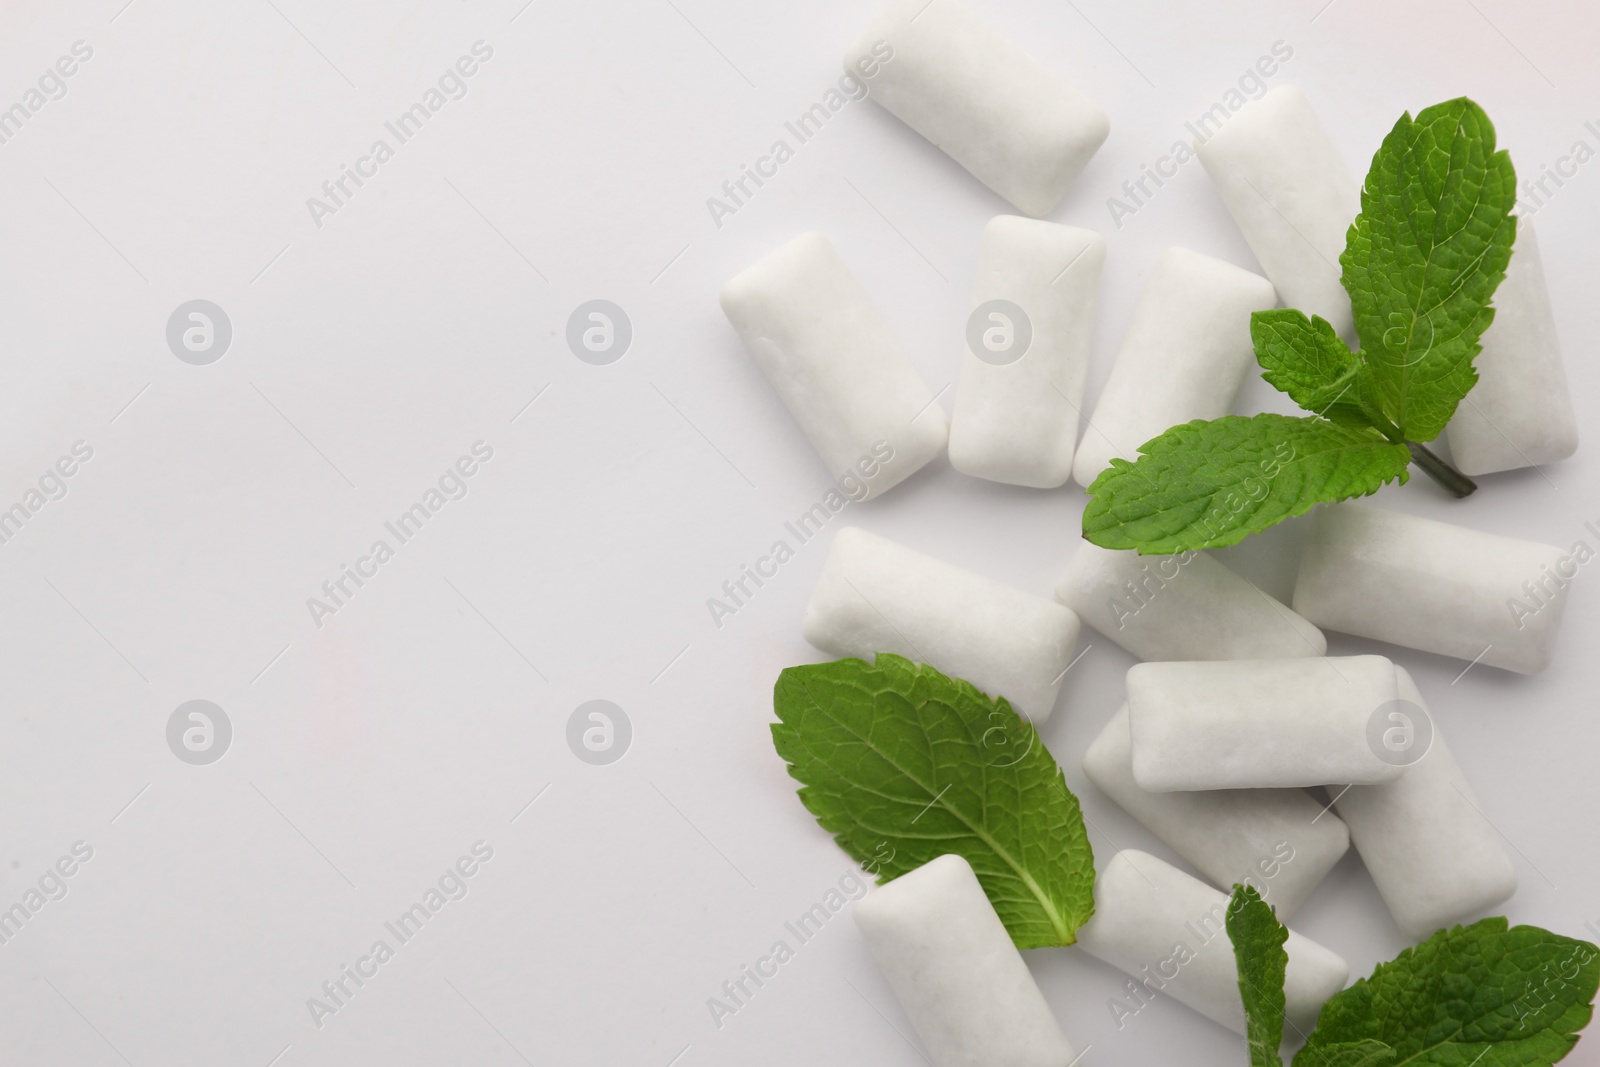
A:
<box><xmin>1195</xmin><ymin>86</ymin><xmax>1359</xmax><ymax>338</ymax></box>
<box><xmin>1334</xmin><ymin>667</ymin><xmax>1517</xmax><ymax>940</ymax></box>
<box><xmin>1083</xmin><ymin>703</ymin><xmax>1348</xmax><ymax>919</ymax></box>
<box><xmin>1070</xmin><ymin>247</ymin><xmax>1277</xmax><ymax>488</ymax></box>
<box><xmin>1074</xmin><ymin>850</ymin><xmax>1349</xmax><ymax>1035</ymax></box>
<box><xmin>949</xmin><ymin>217</ymin><xmax>1105</xmax><ymax>488</ymax></box>
<box><xmin>1292</xmin><ymin>502</ymin><xmax>1570</xmax><ymax>674</ymax></box>
<box><xmin>854</xmin><ymin>855</ymin><xmax>1077</xmax><ymax>1067</ymax></box>
<box><xmin>803</xmin><ymin>527</ymin><xmax>1080</xmax><ymax>723</ymax></box>
<box><xmin>1445</xmin><ymin>222</ymin><xmax>1579</xmax><ymax>476</ymax></box>
<box><xmin>1055</xmin><ymin>542</ymin><xmax>1325</xmax><ymax>661</ymax></box>
<box><xmin>1126</xmin><ymin>655</ymin><xmax>1403</xmax><ymax>791</ymax></box>
<box><xmin>843</xmin><ymin>0</ymin><xmax>1109</xmax><ymax>216</ymax></box>
<box><xmin>720</xmin><ymin>232</ymin><xmax>947</xmax><ymax>501</ymax></box>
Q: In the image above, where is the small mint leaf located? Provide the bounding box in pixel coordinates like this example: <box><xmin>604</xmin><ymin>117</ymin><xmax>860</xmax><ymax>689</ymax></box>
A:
<box><xmin>1251</xmin><ymin>310</ymin><xmax>1391</xmax><ymax>433</ymax></box>
<box><xmin>770</xmin><ymin>654</ymin><xmax>1095</xmax><ymax>949</ymax></box>
<box><xmin>1341</xmin><ymin>97</ymin><xmax>1517</xmax><ymax>442</ymax></box>
<box><xmin>1294</xmin><ymin>918</ymin><xmax>1600</xmax><ymax>1067</ymax></box>
<box><xmin>1228</xmin><ymin>884</ymin><xmax>1288</xmax><ymax>1067</ymax></box>
<box><xmin>1081</xmin><ymin>414</ymin><xmax>1411</xmax><ymax>553</ymax></box>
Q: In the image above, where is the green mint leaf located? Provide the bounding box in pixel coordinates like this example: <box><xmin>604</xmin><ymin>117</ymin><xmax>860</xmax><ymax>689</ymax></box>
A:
<box><xmin>1294</xmin><ymin>918</ymin><xmax>1600</xmax><ymax>1067</ymax></box>
<box><xmin>1228</xmin><ymin>884</ymin><xmax>1288</xmax><ymax>1067</ymax></box>
<box><xmin>1301</xmin><ymin>1041</ymin><xmax>1396</xmax><ymax>1067</ymax></box>
<box><xmin>770</xmin><ymin>653</ymin><xmax>1094</xmax><ymax>948</ymax></box>
<box><xmin>1341</xmin><ymin>97</ymin><xmax>1517</xmax><ymax>442</ymax></box>
<box><xmin>1251</xmin><ymin>310</ymin><xmax>1392</xmax><ymax>433</ymax></box>
<box><xmin>1081</xmin><ymin>414</ymin><xmax>1411</xmax><ymax>553</ymax></box>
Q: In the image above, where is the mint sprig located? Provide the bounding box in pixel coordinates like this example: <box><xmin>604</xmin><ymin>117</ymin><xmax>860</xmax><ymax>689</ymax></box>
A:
<box><xmin>770</xmin><ymin>654</ymin><xmax>1095</xmax><ymax>948</ymax></box>
<box><xmin>1226</xmin><ymin>888</ymin><xmax>1599</xmax><ymax>1067</ymax></box>
<box><xmin>1228</xmin><ymin>884</ymin><xmax>1292</xmax><ymax>1067</ymax></box>
<box><xmin>1084</xmin><ymin>97</ymin><xmax>1516</xmax><ymax>553</ymax></box>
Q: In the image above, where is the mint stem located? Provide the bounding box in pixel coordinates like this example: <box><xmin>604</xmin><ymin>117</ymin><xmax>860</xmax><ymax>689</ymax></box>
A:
<box><xmin>1407</xmin><ymin>442</ymin><xmax>1477</xmax><ymax>498</ymax></box>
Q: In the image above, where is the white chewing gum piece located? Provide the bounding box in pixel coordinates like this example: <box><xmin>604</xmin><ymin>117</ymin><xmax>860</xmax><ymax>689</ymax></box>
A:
<box><xmin>1293</xmin><ymin>502</ymin><xmax>1570</xmax><ymax>674</ymax></box>
<box><xmin>854</xmin><ymin>855</ymin><xmax>1077</xmax><ymax>1067</ymax></box>
<box><xmin>1071</xmin><ymin>247</ymin><xmax>1276</xmax><ymax>488</ymax></box>
<box><xmin>1083</xmin><ymin>703</ymin><xmax>1348</xmax><ymax>919</ymax></box>
<box><xmin>1445</xmin><ymin>222</ymin><xmax>1579</xmax><ymax>476</ymax></box>
<box><xmin>949</xmin><ymin>217</ymin><xmax>1106</xmax><ymax>489</ymax></box>
<box><xmin>1055</xmin><ymin>542</ymin><xmax>1325</xmax><ymax>661</ymax></box>
<box><xmin>843</xmin><ymin>0</ymin><xmax>1109</xmax><ymax>216</ymax></box>
<box><xmin>719</xmin><ymin>231</ymin><xmax>947</xmax><ymax>501</ymax></box>
<box><xmin>1126</xmin><ymin>655</ymin><xmax>1404</xmax><ymax>791</ymax></box>
<box><xmin>1075</xmin><ymin>850</ymin><xmax>1349</xmax><ymax>1035</ymax></box>
<box><xmin>803</xmin><ymin>527</ymin><xmax>1080</xmax><ymax>723</ymax></box>
<box><xmin>1195</xmin><ymin>85</ymin><xmax>1359</xmax><ymax>338</ymax></box>
<box><xmin>1334</xmin><ymin>666</ymin><xmax>1517</xmax><ymax>940</ymax></box>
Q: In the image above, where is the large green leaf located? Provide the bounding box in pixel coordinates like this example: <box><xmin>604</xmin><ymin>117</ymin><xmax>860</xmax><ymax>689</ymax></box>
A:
<box><xmin>771</xmin><ymin>654</ymin><xmax>1094</xmax><ymax>948</ymax></box>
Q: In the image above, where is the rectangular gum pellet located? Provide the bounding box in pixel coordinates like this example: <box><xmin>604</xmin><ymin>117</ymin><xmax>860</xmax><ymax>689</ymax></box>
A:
<box><xmin>1292</xmin><ymin>503</ymin><xmax>1570</xmax><ymax>673</ymax></box>
<box><xmin>949</xmin><ymin>217</ymin><xmax>1106</xmax><ymax>488</ymax></box>
<box><xmin>803</xmin><ymin>527</ymin><xmax>1080</xmax><ymax>722</ymax></box>
<box><xmin>843</xmin><ymin>0</ymin><xmax>1109</xmax><ymax>216</ymax></box>
<box><xmin>1055</xmin><ymin>542</ymin><xmax>1325</xmax><ymax>661</ymax></box>
<box><xmin>1071</xmin><ymin>247</ymin><xmax>1277</xmax><ymax>488</ymax></box>
<box><xmin>1334</xmin><ymin>667</ymin><xmax>1517</xmax><ymax>939</ymax></box>
<box><xmin>854</xmin><ymin>855</ymin><xmax>1077</xmax><ymax>1067</ymax></box>
<box><xmin>1445</xmin><ymin>222</ymin><xmax>1579</xmax><ymax>476</ymax></box>
<box><xmin>1083</xmin><ymin>703</ymin><xmax>1348</xmax><ymax>919</ymax></box>
<box><xmin>1126</xmin><ymin>655</ymin><xmax>1403</xmax><ymax>790</ymax></box>
<box><xmin>719</xmin><ymin>232</ymin><xmax>948</xmax><ymax>501</ymax></box>
<box><xmin>1074</xmin><ymin>850</ymin><xmax>1349</xmax><ymax>1035</ymax></box>
<box><xmin>1195</xmin><ymin>86</ymin><xmax>1359</xmax><ymax>338</ymax></box>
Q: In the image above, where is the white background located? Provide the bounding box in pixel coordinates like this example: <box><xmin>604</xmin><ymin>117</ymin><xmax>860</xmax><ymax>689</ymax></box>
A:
<box><xmin>0</xmin><ymin>0</ymin><xmax>1596</xmax><ymax>1064</ymax></box>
